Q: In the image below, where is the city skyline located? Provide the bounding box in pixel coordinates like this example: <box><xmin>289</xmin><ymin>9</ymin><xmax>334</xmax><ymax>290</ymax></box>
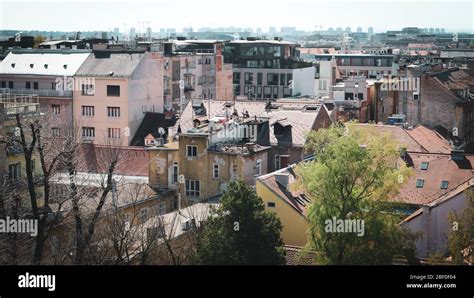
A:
<box><xmin>1</xmin><ymin>0</ymin><xmax>473</xmax><ymax>33</ymax></box>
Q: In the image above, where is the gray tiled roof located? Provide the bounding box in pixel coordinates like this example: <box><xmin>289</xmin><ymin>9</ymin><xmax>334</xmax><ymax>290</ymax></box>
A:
<box><xmin>177</xmin><ymin>100</ymin><xmax>326</xmax><ymax>147</ymax></box>
<box><xmin>75</xmin><ymin>51</ymin><xmax>145</xmax><ymax>77</ymax></box>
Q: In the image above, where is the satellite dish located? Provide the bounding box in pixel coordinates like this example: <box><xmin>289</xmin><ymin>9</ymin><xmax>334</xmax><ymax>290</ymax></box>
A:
<box><xmin>158</xmin><ymin>127</ymin><xmax>166</xmax><ymax>136</ymax></box>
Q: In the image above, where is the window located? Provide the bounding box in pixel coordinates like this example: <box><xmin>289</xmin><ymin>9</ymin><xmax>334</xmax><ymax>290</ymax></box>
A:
<box><xmin>273</xmin><ymin>86</ymin><xmax>279</xmax><ymax>99</ymax></box>
<box><xmin>140</xmin><ymin>208</ymin><xmax>148</xmax><ymax>222</ymax></box>
<box><xmin>107</xmin><ymin>85</ymin><xmax>120</xmax><ymax>97</ymax></box>
<box><xmin>420</xmin><ymin>162</ymin><xmax>429</xmax><ymax>170</ymax></box>
<box><xmin>8</xmin><ymin>163</ymin><xmax>21</xmax><ymax>181</ymax></box>
<box><xmin>233</xmin><ymin>72</ymin><xmax>241</xmax><ymax>84</ymax></box>
<box><xmin>185</xmin><ymin>180</ymin><xmax>200</xmax><ymax>197</ymax></box>
<box><xmin>33</xmin><ymin>82</ymin><xmax>38</xmax><ymax>90</ymax></box>
<box><xmin>263</xmin><ymin>86</ymin><xmax>272</xmax><ymax>97</ymax></box>
<box><xmin>257</xmin><ymin>73</ymin><xmax>263</xmax><ymax>85</ymax></box>
<box><xmin>213</xmin><ymin>164</ymin><xmax>219</xmax><ymax>179</ymax></box>
<box><xmin>122</xmin><ymin>213</ymin><xmax>131</xmax><ymax>224</ymax></box>
<box><xmin>108</xmin><ymin>128</ymin><xmax>121</xmax><ymax>139</ymax></box>
<box><xmin>51</xmin><ymin>104</ymin><xmax>60</xmax><ymax>115</ymax></box>
<box><xmin>267</xmin><ymin>73</ymin><xmax>279</xmax><ymax>85</ymax></box>
<box><xmin>172</xmin><ymin>163</ymin><xmax>179</xmax><ymax>183</ymax></box>
<box><xmin>255</xmin><ymin>159</ymin><xmax>262</xmax><ymax>176</ymax></box>
<box><xmin>157</xmin><ymin>202</ymin><xmax>167</xmax><ymax>215</ymax></box>
<box><xmin>186</xmin><ymin>145</ymin><xmax>197</xmax><ymax>157</ymax></box>
<box><xmin>244</xmin><ymin>72</ymin><xmax>254</xmax><ymax>85</ymax></box>
<box><xmin>416</xmin><ymin>179</ymin><xmax>424</xmax><ymax>188</ymax></box>
<box><xmin>440</xmin><ymin>180</ymin><xmax>449</xmax><ymax>189</ymax></box>
<box><xmin>275</xmin><ymin>155</ymin><xmax>281</xmax><ymax>170</ymax></box>
<box><xmin>52</xmin><ymin>127</ymin><xmax>60</xmax><ymax>137</ymax></box>
<box><xmin>82</xmin><ymin>127</ymin><xmax>95</xmax><ymax>139</ymax></box>
<box><xmin>286</xmin><ymin>74</ymin><xmax>292</xmax><ymax>86</ymax></box>
<box><xmin>107</xmin><ymin>107</ymin><xmax>120</xmax><ymax>118</ymax></box>
<box><xmin>267</xmin><ymin>202</ymin><xmax>276</xmax><ymax>208</ymax></box>
<box><xmin>81</xmin><ymin>84</ymin><xmax>94</xmax><ymax>95</ymax></box>
<box><xmin>26</xmin><ymin>82</ymin><xmax>31</xmax><ymax>89</ymax></box>
<box><xmin>1</xmin><ymin>81</ymin><xmax>5</xmax><ymax>88</ymax></box>
<box><xmin>381</xmin><ymin>106</ymin><xmax>385</xmax><ymax>114</ymax></box>
<box><xmin>280</xmin><ymin>74</ymin><xmax>285</xmax><ymax>86</ymax></box>
<box><xmin>8</xmin><ymin>81</ymin><xmax>13</xmax><ymax>89</ymax></box>
<box><xmin>81</xmin><ymin>106</ymin><xmax>94</xmax><ymax>117</ymax></box>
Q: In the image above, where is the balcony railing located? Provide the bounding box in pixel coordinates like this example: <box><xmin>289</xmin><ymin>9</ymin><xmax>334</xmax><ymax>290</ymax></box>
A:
<box><xmin>7</xmin><ymin>89</ymin><xmax>73</xmax><ymax>98</ymax></box>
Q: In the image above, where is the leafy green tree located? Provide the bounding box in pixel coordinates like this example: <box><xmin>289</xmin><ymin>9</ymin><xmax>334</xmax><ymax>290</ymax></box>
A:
<box><xmin>294</xmin><ymin>122</ymin><xmax>417</xmax><ymax>264</ymax></box>
<box><xmin>193</xmin><ymin>180</ymin><xmax>285</xmax><ymax>265</ymax></box>
<box><xmin>446</xmin><ymin>190</ymin><xmax>473</xmax><ymax>265</ymax></box>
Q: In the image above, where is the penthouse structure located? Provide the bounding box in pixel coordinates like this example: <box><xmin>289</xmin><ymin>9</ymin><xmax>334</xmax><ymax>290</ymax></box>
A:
<box><xmin>224</xmin><ymin>39</ymin><xmax>315</xmax><ymax>99</ymax></box>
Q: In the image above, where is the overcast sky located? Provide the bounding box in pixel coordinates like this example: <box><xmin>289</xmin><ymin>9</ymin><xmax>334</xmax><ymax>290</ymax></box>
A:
<box><xmin>1</xmin><ymin>0</ymin><xmax>473</xmax><ymax>33</ymax></box>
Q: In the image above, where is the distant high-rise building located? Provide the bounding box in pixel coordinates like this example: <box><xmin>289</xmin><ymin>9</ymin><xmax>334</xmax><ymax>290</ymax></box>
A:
<box><xmin>357</xmin><ymin>26</ymin><xmax>362</xmax><ymax>33</ymax></box>
<box><xmin>429</xmin><ymin>28</ymin><xmax>435</xmax><ymax>34</ymax></box>
<box><xmin>113</xmin><ymin>27</ymin><xmax>120</xmax><ymax>35</ymax></box>
<box><xmin>130</xmin><ymin>27</ymin><xmax>136</xmax><ymax>38</ymax></box>
<box><xmin>336</xmin><ymin>27</ymin><xmax>343</xmax><ymax>33</ymax></box>
<box><xmin>167</xmin><ymin>28</ymin><xmax>176</xmax><ymax>34</ymax></box>
<box><xmin>440</xmin><ymin>28</ymin><xmax>446</xmax><ymax>34</ymax></box>
<box><xmin>368</xmin><ymin>27</ymin><xmax>374</xmax><ymax>35</ymax></box>
<box><xmin>327</xmin><ymin>27</ymin><xmax>335</xmax><ymax>32</ymax></box>
<box><xmin>101</xmin><ymin>32</ymin><xmax>108</xmax><ymax>39</ymax></box>
<box><xmin>269</xmin><ymin>26</ymin><xmax>277</xmax><ymax>35</ymax></box>
<box><xmin>345</xmin><ymin>27</ymin><xmax>351</xmax><ymax>33</ymax></box>
<box><xmin>435</xmin><ymin>28</ymin><xmax>440</xmax><ymax>34</ymax></box>
<box><xmin>256</xmin><ymin>27</ymin><xmax>262</xmax><ymax>35</ymax></box>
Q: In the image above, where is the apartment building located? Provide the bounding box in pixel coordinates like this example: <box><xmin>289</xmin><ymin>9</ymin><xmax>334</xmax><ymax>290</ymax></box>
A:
<box><xmin>162</xmin><ymin>39</ymin><xmax>233</xmax><ymax>111</ymax></box>
<box><xmin>0</xmin><ymin>93</ymin><xmax>45</xmax><ymax>205</ymax></box>
<box><xmin>224</xmin><ymin>39</ymin><xmax>316</xmax><ymax>99</ymax></box>
<box><xmin>302</xmin><ymin>53</ymin><xmax>398</xmax><ymax>78</ymax></box>
<box><xmin>0</xmin><ymin>49</ymin><xmax>92</xmax><ymax>132</ymax></box>
<box><xmin>175</xmin><ymin>99</ymin><xmax>332</xmax><ymax>172</ymax></box>
<box><xmin>328</xmin><ymin>78</ymin><xmax>374</xmax><ymax>122</ymax></box>
<box><xmin>73</xmin><ymin>50</ymin><xmax>164</xmax><ymax>146</ymax></box>
<box><xmin>147</xmin><ymin>116</ymin><xmax>271</xmax><ymax>204</ymax></box>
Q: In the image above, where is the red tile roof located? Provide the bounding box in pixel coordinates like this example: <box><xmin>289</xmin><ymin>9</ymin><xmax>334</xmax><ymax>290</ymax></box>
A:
<box><xmin>395</xmin><ymin>153</ymin><xmax>474</xmax><ymax>205</ymax></box>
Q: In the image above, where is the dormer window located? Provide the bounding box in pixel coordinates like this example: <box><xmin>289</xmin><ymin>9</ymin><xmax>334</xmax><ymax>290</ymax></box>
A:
<box><xmin>420</xmin><ymin>162</ymin><xmax>429</xmax><ymax>170</ymax></box>
<box><xmin>11</xmin><ymin>63</ymin><xmax>15</xmax><ymax>68</ymax></box>
<box><xmin>416</xmin><ymin>179</ymin><xmax>424</xmax><ymax>188</ymax></box>
<box><xmin>44</xmin><ymin>64</ymin><xmax>48</xmax><ymax>69</ymax></box>
<box><xmin>440</xmin><ymin>180</ymin><xmax>449</xmax><ymax>189</ymax></box>
<box><xmin>63</xmin><ymin>64</ymin><xmax>67</xmax><ymax>69</ymax></box>
<box><xmin>29</xmin><ymin>64</ymin><xmax>34</xmax><ymax>68</ymax></box>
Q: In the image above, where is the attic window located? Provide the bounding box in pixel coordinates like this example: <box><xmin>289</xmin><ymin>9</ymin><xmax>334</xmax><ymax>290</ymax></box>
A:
<box><xmin>440</xmin><ymin>180</ymin><xmax>449</xmax><ymax>189</ymax></box>
<box><xmin>420</xmin><ymin>162</ymin><xmax>429</xmax><ymax>170</ymax></box>
<box><xmin>267</xmin><ymin>202</ymin><xmax>276</xmax><ymax>208</ymax></box>
<box><xmin>11</xmin><ymin>63</ymin><xmax>15</xmax><ymax>68</ymax></box>
<box><xmin>29</xmin><ymin>63</ymin><xmax>34</xmax><ymax>68</ymax></box>
<box><xmin>416</xmin><ymin>179</ymin><xmax>425</xmax><ymax>188</ymax></box>
<box><xmin>44</xmin><ymin>64</ymin><xmax>48</xmax><ymax>69</ymax></box>
<box><xmin>63</xmin><ymin>64</ymin><xmax>68</xmax><ymax>69</ymax></box>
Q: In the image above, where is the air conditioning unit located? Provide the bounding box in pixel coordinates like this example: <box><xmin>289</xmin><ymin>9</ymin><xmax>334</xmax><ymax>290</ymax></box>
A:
<box><xmin>413</xmin><ymin>92</ymin><xmax>419</xmax><ymax>101</ymax></box>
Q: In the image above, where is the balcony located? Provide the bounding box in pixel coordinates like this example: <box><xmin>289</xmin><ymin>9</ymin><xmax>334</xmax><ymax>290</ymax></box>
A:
<box><xmin>7</xmin><ymin>89</ymin><xmax>73</xmax><ymax>98</ymax></box>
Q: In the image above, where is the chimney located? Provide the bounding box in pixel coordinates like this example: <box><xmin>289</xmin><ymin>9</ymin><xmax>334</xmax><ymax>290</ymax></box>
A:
<box><xmin>451</xmin><ymin>149</ymin><xmax>465</xmax><ymax>161</ymax></box>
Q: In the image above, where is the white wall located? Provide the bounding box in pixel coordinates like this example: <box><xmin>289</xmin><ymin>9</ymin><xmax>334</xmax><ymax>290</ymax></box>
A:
<box><xmin>129</xmin><ymin>52</ymin><xmax>164</xmax><ymax>140</ymax></box>
<box><xmin>292</xmin><ymin>66</ymin><xmax>315</xmax><ymax>97</ymax></box>
<box><xmin>402</xmin><ymin>191</ymin><xmax>469</xmax><ymax>258</ymax></box>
